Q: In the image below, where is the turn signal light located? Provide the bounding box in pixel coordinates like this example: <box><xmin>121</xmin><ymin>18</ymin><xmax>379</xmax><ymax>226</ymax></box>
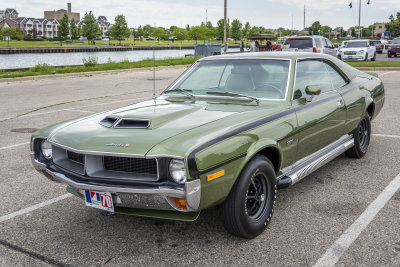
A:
<box><xmin>173</xmin><ymin>198</ymin><xmax>187</xmax><ymax>210</ymax></box>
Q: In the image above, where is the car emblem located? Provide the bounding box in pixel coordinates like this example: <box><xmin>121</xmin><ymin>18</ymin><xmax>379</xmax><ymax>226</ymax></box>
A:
<box><xmin>106</xmin><ymin>143</ymin><xmax>130</xmax><ymax>147</ymax></box>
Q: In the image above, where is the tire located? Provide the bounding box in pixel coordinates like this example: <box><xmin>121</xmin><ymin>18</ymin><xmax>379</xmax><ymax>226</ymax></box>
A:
<box><xmin>388</xmin><ymin>53</ymin><xmax>392</xmax><ymax>58</ymax></box>
<box><xmin>364</xmin><ymin>53</ymin><xmax>368</xmax><ymax>61</ymax></box>
<box><xmin>371</xmin><ymin>52</ymin><xmax>376</xmax><ymax>61</ymax></box>
<box><xmin>219</xmin><ymin>155</ymin><xmax>277</xmax><ymax>239</ymax></box>
<box><xmin>345</xmin><ymin>113</ymin><xmax>371</xmax><ymax>158</ymax></box>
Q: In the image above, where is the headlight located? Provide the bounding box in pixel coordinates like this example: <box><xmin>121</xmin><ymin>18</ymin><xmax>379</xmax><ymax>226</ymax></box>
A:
<box><xmin>169</xmin><ymin>159</ymin><xmax>186</xmax><ymax>184</ymax></box>
<box><xmin>358</xmin><ymin>50</ymin><xmax>365</xmax><ymax>54</ymax></box>
<box><xmin>41</xmin><ymin>140</ymin><xmax>53</xmax><ymax>160</ymax></box>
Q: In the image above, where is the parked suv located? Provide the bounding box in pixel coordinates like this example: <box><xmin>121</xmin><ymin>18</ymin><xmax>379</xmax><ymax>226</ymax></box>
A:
<box><xmin>340</xmin><ymin>39</ymin><xmax>376</xmax><ymax>61</ymax></box>
<box><xmin>337</xmin><ymin>41</ymin><xmax>348</xmax><ymax>59</ymax></box>
<box><xmin>282</xmin><ymin>36</ymin><xmax>336</xmax><ymax>56</ymax></box>
<box><xmin>388</xmin><ymin>38</ymin><xmax>400</xmax><ymax>57</ymax></box>
<box><xmin>371</xmin><ymin>40</ymin><xmax>384</xmax><ymax>54</ymax></box>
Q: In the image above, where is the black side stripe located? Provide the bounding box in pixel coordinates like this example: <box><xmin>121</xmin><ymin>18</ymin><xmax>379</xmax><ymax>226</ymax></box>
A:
<box><xmin>187</xmin><ymin>109</ymin><xmax>294</xmax><ymax>177</ymax></box>
<box><xmin>187</xmin><ymin>93</ymin><xmax>343</xmax><ymax>178</ymax></box>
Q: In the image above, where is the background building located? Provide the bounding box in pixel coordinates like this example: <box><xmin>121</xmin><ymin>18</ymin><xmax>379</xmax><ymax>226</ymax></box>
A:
<box><xmin>44</xmin><ymin>3</ymin><xmax>80</xmax><ymax>21</ymax></box>
<box><xmin>374</xmin><ymin>22</ymin><xmax>386</xmax><ymax>38</ymax></box>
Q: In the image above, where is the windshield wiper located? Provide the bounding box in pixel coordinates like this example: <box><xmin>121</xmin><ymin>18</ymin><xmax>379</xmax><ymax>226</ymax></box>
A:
<box><xmin>164</xmin><ymin>88</ymin><xmax>195</xmax><ymax>99</ymax></box>
<box><xmin>206</xmin><ymin>91</ymin><xmax>259</xmax><ymax>104</ymax></box>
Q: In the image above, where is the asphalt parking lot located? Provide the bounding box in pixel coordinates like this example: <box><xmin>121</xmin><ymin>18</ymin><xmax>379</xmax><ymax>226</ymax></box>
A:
<box><xmin>0</xmin><ymin>67</ymin><xmax>399</xmax><ymax>267</ymax></box>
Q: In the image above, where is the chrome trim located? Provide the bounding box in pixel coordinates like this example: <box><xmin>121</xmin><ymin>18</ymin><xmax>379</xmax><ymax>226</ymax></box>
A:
<box><xmin>31</xmin><ymin>136</ymin><xmax>47</xmax><ymax>152</ymax></box>
<box><xmin>31</xmin><ymin>155</ymin><xmax>201</xmax><ymax>212</ymax></box>
<box><xmin>278</xmin><ymin>134</ymin><xmax>354</xmax><ymax>185</ymax></box>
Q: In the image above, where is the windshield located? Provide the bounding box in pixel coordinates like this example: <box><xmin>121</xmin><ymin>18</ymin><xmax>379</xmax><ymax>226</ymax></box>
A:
<box><xmin>345</xmin><ymin>41</ymin><xmax>368</xmax><ymax>48</ymax></box>
<box><xmin>393</xmin><ymin>39</ymin><xmax>400</xmax><ymax>44</ymax></box>
<box><xmin>284</xmin><ymin>38</ymin><xmax>313</xmax><ymax>49</ymax></box>
<box><xmin>165</xmin><ymin>59</ymin><xmax>290</xmax><ymax>100</ymax></box>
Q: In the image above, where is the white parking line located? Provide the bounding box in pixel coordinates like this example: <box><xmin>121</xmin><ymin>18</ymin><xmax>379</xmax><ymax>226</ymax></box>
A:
<box><xmin>372</xmin><ymin>133</ymin><xmax>400</xmax><ymax>139</ymax></box>
<box><xmin>314</xmin><ymin>172</ymin><xmax>400</xmax><ymax>267</ymax></box>
<box><xmin>0</xmin><ymin>194</ymin><xmax>72</xmax><ymax>223</ymax></box>
<box><xmin>0</xmin><ymin>142</ymin><xmax>30</xmax><ymax>151</ymax></box>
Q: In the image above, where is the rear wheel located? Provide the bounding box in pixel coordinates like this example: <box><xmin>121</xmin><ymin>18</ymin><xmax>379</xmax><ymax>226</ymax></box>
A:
<box><xmin>388</xmin><ymin>53</ymin><xmax>392</xmax><ymax>58</ymax></box>
<box><xmin>345</xmin><ymin>113</ymin><xmax>371</xmax><ymax>158</ymax></box>
<box><xmin>219</xmin><ymin>155</ymin><xmax>277</xmax><ymax>239</ymax></box>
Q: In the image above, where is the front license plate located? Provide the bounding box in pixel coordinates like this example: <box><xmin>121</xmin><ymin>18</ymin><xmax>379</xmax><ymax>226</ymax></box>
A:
<box><xmin>84</xmin><ymin>190</ymin><xmax>114</xmax><ymax>212</ymax></box>
<box><xmin>348</xmin><ymin>56</ymin><xmax>353</xmax><ymax>58</ymax></box>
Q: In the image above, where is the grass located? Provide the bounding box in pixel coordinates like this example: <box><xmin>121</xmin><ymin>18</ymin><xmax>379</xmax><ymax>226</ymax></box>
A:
<box><xmin>0</xmin><ymin>38</ymin><xmax>240</xmax><ymax>48</ymax></box>
<box><xmin>0</xmin><ymin>57</ymin><xmax>199</xmax><ymax>79</ymax></box>
<box><xmin>347</xmin><ymin>61</ymin><xmax>400</xmax><ymax>67</ymax></box>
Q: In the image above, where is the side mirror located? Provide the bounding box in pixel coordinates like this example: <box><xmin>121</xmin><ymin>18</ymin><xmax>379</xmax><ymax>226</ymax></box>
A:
<box><xmin>305</xmin><ymin>85</ymin><xmax>321</xmax><ymax>95</ymax></box>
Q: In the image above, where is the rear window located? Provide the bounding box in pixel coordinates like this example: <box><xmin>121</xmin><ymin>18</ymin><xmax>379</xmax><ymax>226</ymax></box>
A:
<box><xmin>372</xmin><ymin>41</ymin><xmax>381</xmax><ymax>44</ymax></box>
<box><xmin>284</xmin><ymin>38</ymin><xmax>313</xmax><ymax>49</ymax></box>
<box><xmin>393</xmin><ymin>39</ymin><xmax>400</xmax><ymax>44</ymax></box>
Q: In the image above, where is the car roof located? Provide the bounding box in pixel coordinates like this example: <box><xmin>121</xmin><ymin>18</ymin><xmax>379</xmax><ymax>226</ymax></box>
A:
<box><xmin>347</xmin><ymin>39</ymin><xmax>370</xmax><ymax>42</ymax></box>
<box><xmin>199</xmin><ymin>51</ymin><xmax>335</xmax><ymax>61</ymax></box>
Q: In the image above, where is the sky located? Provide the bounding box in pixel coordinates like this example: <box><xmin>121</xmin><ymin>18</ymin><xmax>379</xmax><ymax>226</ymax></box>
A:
<box><xmin>4</xmin><ymin>0</ymin><xmax>400</xmax><ymax>30</ymax></box>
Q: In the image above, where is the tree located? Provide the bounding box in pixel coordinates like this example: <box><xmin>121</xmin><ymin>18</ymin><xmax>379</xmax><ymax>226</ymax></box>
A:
<box><xmin>308</xmin><ymin>21</ymin><xmax>321</xmax><ymax>35</ymax></box>
<box><xmin>108</xmin><ymin>14</ymin><xmax>130</xmax><ymax>45</ymax></box>
<box><xmin>185</xmin><ymin>24</ymin><xmax>190</xmax><ymax>32</ymax></box>
<box><xmin>231</xmin><ymin>19</ymin><xmax>243</xmax><ymax>42</ymax></box>
<box><xmin>386</xmin><ymin>12</ymin><xmax>400</xmax><ymax>38</ymax></box>
<box><xmin>206</xmin><ymin>21</ymin><xmax>213</xmax><ymax>30</ymax></box>
<box><xmin>70</xmin><ymin>19</ymin><xmax>79</xmax><ymax>40</ymax></box>
<box><xmin>81</xmin><ymin>11</ymin><xmax>101</xmax><ymax>44</ymax></box>
<box><xmin>169</xmin><ymin>25</ymin><xmax>178</xmax><ymax>33</ymax></box>
<box><xmin>172</xmin><ymin>28</ymin><xmax>187</xmax><ymax>45</ymax></box>
<box><xmin>243</xmin><ymin>22</ymin><xmax>251</xmax><ymax>38</ymax></box>
<box><xmin>321</xmin><ymin>25</ymin><xmax>332</xmax><ymax>36</ymax></box>
<box><xmin>143</xmin><ymin>24</ymin><xmax>153</xmax><ymax>36</ymax></box>
<box><xmin>136</xmin><ymin>26</ymin><xmax>145</xmax><ymax>40</ymax></box>
<box><xmin>152</xmin><ymin>27</ymin><xmax>166</xmax><ymax>43</ymax></box>
<box><xmin>216</xmin><ymin>19</ymin><xmax>231</xmax><ymax>40</ymax></box>
<box><xmin>0</xmin><ymin>27</ymin><xmax>24</xmax><ymax>46</ymax></box>
<box><xmin>189</xmin><ymin>26</ymin><xmax>213</xmax><ymax>44</ymax></box>
<box><xmin>58</xmin><ymin>13</ymin><xmax>70</xmax><ymax>43</ymax></box>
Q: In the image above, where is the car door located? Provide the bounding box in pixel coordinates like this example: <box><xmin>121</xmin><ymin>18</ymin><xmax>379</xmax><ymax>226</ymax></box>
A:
<box><xmin>368</xmin><ymin>41</ymin><xmax>375</xmax><ymax>57</ymax></box>
<box><xmin>292</xmin><ymin>59</ymin><xmax>346</xmax><ymax>160</ymax></box>
<box><xmin>323</xmin><ymin>38</ymin><xmax>336</xmax><ymax>56</ymax></box>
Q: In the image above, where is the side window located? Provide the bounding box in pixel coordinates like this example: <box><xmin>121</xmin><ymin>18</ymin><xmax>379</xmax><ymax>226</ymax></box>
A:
<box><xmin>326</xmin><ymin>39</ymin><xmax>333</xmax><ymax>48</ymax></box>
<box><xmin>324</xmin><ymin>63</ymin><xmax>347</xmax><ymax>89</ymax></box>
<box><xmin>314</xmin><ymin>38</ymin><xmax>322</xmax><ymax>48</ymax></box>
<box><xmin>294</xmin><ymin>60</ymin><xmax>333</xmax><ymax>99</ymax></box>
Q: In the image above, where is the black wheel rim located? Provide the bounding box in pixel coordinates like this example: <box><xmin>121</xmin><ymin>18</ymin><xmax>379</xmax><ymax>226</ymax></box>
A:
<box><xmin>246</xmin><ymin>173</ymin><xmax>268</xmax><ymax>219</ymax></box>
<box><xmin>358</xmin><ymin>118</ymin><xmax>369</xmax><ymax>152</ymax></box>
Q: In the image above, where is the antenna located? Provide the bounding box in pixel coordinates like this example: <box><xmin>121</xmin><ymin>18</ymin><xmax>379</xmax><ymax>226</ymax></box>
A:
<box><xmin>152</xmin><ymin>50</ymin><xmax>156</xmax><ymax>104</ymax></box>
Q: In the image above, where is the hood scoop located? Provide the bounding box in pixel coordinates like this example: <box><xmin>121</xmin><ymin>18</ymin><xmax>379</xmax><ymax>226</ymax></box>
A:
<box><xmin>114</xmin><ymin>118</ymin><xmax>151</xmax><ymax>129</ymax></box>
<box><xmin>99</xmin><ymin>116</ymin><xmax>119</xmax><ymax>127</ymax></box>
<box><xmin>99</xmin><ymin>116</ymin><xmax>151</xmax><ymax>129</ymax></box>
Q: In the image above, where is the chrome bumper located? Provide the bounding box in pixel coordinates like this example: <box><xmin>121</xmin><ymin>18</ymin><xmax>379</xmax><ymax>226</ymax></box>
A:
<box><xmin>31</xmin><ymin>153</ymin><xmax>201</xmax><ymax>212</ymax></box>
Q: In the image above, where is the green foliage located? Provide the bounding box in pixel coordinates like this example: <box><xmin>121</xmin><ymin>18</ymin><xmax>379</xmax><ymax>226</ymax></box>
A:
<box><xmin>29</xmin><ymin>63</ymin><xmax>52</xmax><ymax>72</ymax></box>
<box><xmin>231</xmin><ymin>19</ymin><xmax>243</xmax><ymax>41</ymax></box>
<box><xmin>172</xmin><ymin>28</ymin><xmax>188</xmax><ymax>44</ymax></box>
<box><xmin>70</xmin><ymin>19</ymin><xmax>79</xmax><ymax>40</ymax></box>
<box><xmin>216</xmin><ymin>19</ymin><xmax>231</xmax><ymax>40</ymax></box>
<box><xmin>81</xmin><ymin>11</ymin><xmax>101</xmax><ymax>44</ymax></box>
<box><xmin>152</xmin><ymin>27</ymin><xmax>166</xmax><ymax>43</ymax></box>
<box><xmin>0</xmin><ymin>26</ymin><xmax>24</xmax><ymax>46</ymax></box>
<box><xmin>320</xmin><ymin>25</ymin><xmax>332</xmax><ymax>36</ymax></box>
<box><xmin>206</xmin><ymin>21</ymin><xmax>213</xmax><ymax>30</ymax></box>
<box><xmin>136</xmin><ymin>26</ymin><xmax>145</xmax><ymax>38</ymax></box>
<box><xmin>58</xmin><ymin>14</ymin><xmax>70</xmax><ymax>40</ymax></box>
<box><xmin>82</xmin><ymin>56</ymin><xmax>98</xmax><ymax>67</ymax></box>
<box><xmin>143</xmin><ymin>24</ymin><xmax>153</xmax><ymax>36</ymax></box>
<box><xmin>242</xmin><ymin>22</ymin><xmax>251</xmax><ymax>38</ymax></box>
<box><xmin>386</xmin><ymin>12</ymin><xmax>400</xmax><ymax>37</ymax></box>
<box><xmin>308</xmin><ymin>21</ymin><xmax>322</xmax><ymax>35</ymax></box>
<box><xmin>189</xmin><ymin>26</ymin><xmax>214</xmax><ymax>44</ymax></box>
<box><xmin>109</xmin><ymin>14</ymin><xmax>130</xmax><ymax>45</ymax></box>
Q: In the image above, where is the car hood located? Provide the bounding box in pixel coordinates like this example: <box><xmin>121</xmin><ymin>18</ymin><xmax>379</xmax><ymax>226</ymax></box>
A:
<box><xmin>47</xmin><ymin>99</ymin><xmax>272</xmax><ymax>156</ymax></box>
<box><xmin>341</xmin><ymin>47</ymin><xmax>368</xmax><ymax>52</ymax></box>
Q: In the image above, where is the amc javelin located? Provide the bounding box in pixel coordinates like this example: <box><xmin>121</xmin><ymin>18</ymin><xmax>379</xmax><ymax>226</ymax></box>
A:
<box><xmin>31</xmin><ymin>52</ymin><xmax>385</xmax><ymax>238</ymax></box>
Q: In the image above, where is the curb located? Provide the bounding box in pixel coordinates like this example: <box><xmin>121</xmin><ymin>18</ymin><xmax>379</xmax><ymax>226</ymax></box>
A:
<box><xmin>0</xmin><ymin>65</ymin><xmax>190</xmax><ymax>83</ymax></box>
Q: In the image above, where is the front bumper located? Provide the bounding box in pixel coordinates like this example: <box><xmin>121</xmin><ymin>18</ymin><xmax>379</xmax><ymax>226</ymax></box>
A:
<box><xmin>342</xmin><ymin>55</ymin><xmax>365</xmax><ymax>61</ymax></box>
<box><xmin>388</xmin><ymin>49</ymin><xmax>400</xmax><ymax>54</ymax></box>
<box><xmin>31</xmin><ymin>153</ymin><xmax>201</xmax><ymax>212</ymax></box>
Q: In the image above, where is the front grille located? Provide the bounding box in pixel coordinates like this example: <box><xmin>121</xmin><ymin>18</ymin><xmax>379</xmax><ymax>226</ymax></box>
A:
<box><xmin>103</xmin><ymin>156</ymin><xmax>157</xmax><ymax>175</ymax></box>
<box><xmin>67</xmin><ymin>151</ymin><xmax>85</xmax><ymax>164</ymax></box>
<box><xmin>344</xmin><ymin>51</ymin><xmax>357</xmax><ymax>55</ymax></box>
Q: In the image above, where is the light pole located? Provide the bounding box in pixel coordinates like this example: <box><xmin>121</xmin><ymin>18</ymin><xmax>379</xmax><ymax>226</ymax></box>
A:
<box><xmin>224</xmin><ymin>0</ymin><xmax>227</xmax><ymax>54</ymax></box>
<box><xmin>358</xmin><ymin>0</ymin><xmax>361</xmax><ymax>39</ymax></box>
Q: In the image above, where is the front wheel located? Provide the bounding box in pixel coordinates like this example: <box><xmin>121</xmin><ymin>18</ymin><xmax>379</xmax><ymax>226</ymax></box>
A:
<box><xmin>364</xmin><ymin>53</ymin><xmax>369</xmax><ymax>61</ymax></box>
<box><xmin>219</xmin><ymin>155</ymin><xmax>277</xmax><ymax>239</ymax></box>
<box><xmin>345</xmin><ymin>113</ymin><xmax>371</xmax><ymax>158</ymax></box>
<box><xmin>371</xmin><ymin>52</ymin><xmax>376</xmax><ymax>61</ymax></box>
<box><xmin>388</xmin><ymin>53</ymin><xmax>392</xmax><ymax>58</ymax></box>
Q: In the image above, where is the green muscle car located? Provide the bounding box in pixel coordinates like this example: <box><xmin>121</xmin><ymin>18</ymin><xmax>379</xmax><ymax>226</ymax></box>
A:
<box><xmin>31</xmin><ymin>52</ymin><xmax>385</xmax><ymax>238</ymax></box>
